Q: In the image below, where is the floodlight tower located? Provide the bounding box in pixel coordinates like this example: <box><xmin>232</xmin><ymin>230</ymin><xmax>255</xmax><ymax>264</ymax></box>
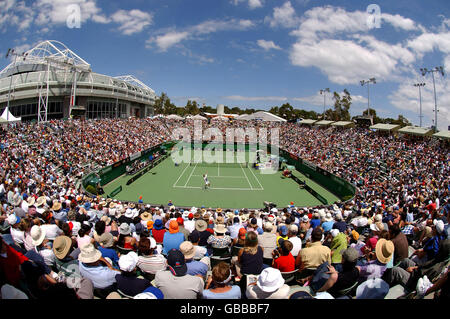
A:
<box><xmin>360</xmin><ymin>78</ymin><xmax>376</xmax><ymax>117</ymax></box>
<box><xmin>319</xmin><ymin>88</ymin><xmax>330</xmax><ymax>119</ymax></box>
<box><xmin>413</xmin><ymin>82</ymin><xmax>426</xmax><ymax>127</ymax></box>
<box><xmin>420</xmin><ymin>66</ymin><xmax>445</xmax><ymax>130</ymax></box>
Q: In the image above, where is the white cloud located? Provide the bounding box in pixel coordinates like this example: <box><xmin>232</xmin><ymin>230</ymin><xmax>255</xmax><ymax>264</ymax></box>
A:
<box><xmin>148</xmin><ymin>31</ymin><xmax>190</xmax><ymax>51</ymax></box>
<box><xmin>265</xmin><ymin>1</ymin><xmax>300</xmax><ymax>29</ymax></box>
<box><xmin>147</xmin><ymin>18</ymin><xmax>256</xmax><ymax>51</ymax></box>
<box><xmin>110</xmin><ymin>9</ymin><xmax>153</xmax><ymax>35</ymax></box>
<box><xmin>0</xmin><ymin>1</ymin><xmax>151</xmax><ymax>35</ymax></box>
<box><xmin>293</xmin><ymin>91</ymin><xmax>366</xmax><ymax>106</ymax></box>
<box><xmin>231</xmin><ymin>0</ymin><xmax>263</xmax><ymax>9</ymax></box>
<box><xmin>381</xmin><ymin>13</ymin><xmax>418</xmax><ymax>31</ymax></box>
<box><xmin>257</xmin><ymin>39</ymin><xmax>281</xmax><ymax>51</ymax></box>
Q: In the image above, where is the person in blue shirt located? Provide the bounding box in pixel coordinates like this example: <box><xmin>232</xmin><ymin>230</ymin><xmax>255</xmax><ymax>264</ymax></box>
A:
<box><xmin>97</xmin><ymin>233</ymin><xmax>119</xmax><ymax>268</ymax></box>
<box><xmin>202</xmin><ymin>262</ymin><xmax>241</xmax><ymax>299</ymax></box>
<box><xmin>310</xmin><ymin>213</ymin><xmax>321</xmax><ymax>229</ymax></box>
<box><xmin>179</xmin><ymin>241</ymin><xmax>208</xmax><ymax>278</ymax></box>
<box><xmin>162</xmin><ymin>220</ymin><xmax>185</xmax><ymax>255</ymax></box>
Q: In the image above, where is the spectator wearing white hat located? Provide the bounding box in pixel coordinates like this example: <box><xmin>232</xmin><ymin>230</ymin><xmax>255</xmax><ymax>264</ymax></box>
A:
<box><xmin>30</xmin><ymin>225</ymin><xmax>55</xmax><ymax>267</ymax></box>
<box><xmin>115</xmin><ymin>251</ymin><xmax>152</xmax><ymax>297</ymax></box>
<box><xmin>246</xmin><ymin>267</ymin><xmax>290</xmax><ymax>299</ymax></box>
<box><xmin>411</xmin><ymin>219</ymin><xmax>446</xmax><ymax>266</ymax></box>
<box><xmin>7</xmin><ymin>214</ymin><xmax>24</xmax><ymax>246</ymax></box>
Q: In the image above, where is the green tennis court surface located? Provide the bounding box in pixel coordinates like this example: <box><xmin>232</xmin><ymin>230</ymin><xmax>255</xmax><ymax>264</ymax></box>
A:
<box><xmin>103</xmin><ymin>150</ymin><xmax>340</xmax><ymax>209</ymax></box>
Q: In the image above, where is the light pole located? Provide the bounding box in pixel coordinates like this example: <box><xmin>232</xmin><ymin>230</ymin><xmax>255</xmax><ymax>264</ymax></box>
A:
<box><xmin>420</xmin><ymin>66</ymin><xmax>444</xmax><ymax>130</ymax></box>
<box><xmin>319</xmin><ymin>88</ymin><xmax>330</xmax><ymax>119</ymax></box>
<box><xmin>413</xmin><ymin>82</ymin><xmax>425</xmax><ymax>127</ymax></box>
<box><xmin>360</xmin><ymin>78</ymin><xmax>376</xmax><ymax>117</ymax></box>
<box><xmin>5</xmin><ymin>49</ymin><xmax>28</xmax><ymax>121</ymax></box>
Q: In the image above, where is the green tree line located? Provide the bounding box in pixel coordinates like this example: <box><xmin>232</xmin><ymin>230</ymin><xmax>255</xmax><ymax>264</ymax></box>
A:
<box><xmin>153</xmin><ymin>91</ymin><xmax>411</xmax><ymax>126</ymax></box>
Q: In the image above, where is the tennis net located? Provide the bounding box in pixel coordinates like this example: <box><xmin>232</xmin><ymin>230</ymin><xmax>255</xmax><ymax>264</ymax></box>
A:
<box><xmin>189</xmin><ymin>162</ymin><xmax>248</xmax><ymax>168</ymax></box>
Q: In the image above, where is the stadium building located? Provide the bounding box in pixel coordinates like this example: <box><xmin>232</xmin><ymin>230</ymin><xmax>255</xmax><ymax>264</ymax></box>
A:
<box><xmin>0</xmin><ymin>40</ymin><xmax>156</xmax><ymax>122</ymax></box>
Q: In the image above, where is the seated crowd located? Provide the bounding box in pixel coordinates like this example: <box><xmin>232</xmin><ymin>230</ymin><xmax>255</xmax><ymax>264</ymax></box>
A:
<box><xmin>0</xmin><ymin>117</ymin><xmax>449</xmax><ymax>300</ymax></box>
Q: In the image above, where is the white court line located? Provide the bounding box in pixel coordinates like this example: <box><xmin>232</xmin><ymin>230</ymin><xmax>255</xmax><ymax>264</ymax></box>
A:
<box><xmin>191</xmin><ymin>175</ymin><xmax>245</xmax><ymax>179</ymax></box>
<box><xmin>247</xmin><ymin>165</ymin><xmax>264</xmax><ymax>190</ymax></box>
<box><xmin>173</xmin><ymin>185</ymin><xmax>263</xmax><ymax>191</ymax></box>
<box><xmin>172</xmin><ymin>163</ymin><xmax>191</xmax><ymax>188</ymax></box>
<box><xmin>240</xmin><ymin>163</ymin><xmax>253</xmax><ymax>190</ymax></box>
<box><xmin>184</xmin><ymin>162</ymin><xmax>199</xmax><ymax>187</ymax></box>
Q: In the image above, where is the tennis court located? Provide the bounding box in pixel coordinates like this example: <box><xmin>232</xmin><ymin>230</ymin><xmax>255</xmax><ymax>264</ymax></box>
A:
<box><xmin>102</xmin><ymin>149</ymin><xmax>340</xmax><ymax>209</ymax></box>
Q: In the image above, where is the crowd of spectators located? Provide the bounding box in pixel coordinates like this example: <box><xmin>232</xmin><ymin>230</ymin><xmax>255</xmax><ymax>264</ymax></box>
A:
<box><xmin>0</xmin><ymin>117</ymin><xmax>448</xmax><ymax>300</ymax></box>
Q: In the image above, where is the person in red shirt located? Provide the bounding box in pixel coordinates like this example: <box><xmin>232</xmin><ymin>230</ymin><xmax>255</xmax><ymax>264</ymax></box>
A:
<box><xmin>0</xmin><ymin>237</ymin><xmax>29</xmax><ymax>287</ymax></box>
<box><xmin>271</xmin><ymin>239</ymin><xmax>295</xmax><ymax>272</ymax></box>
<box><xmin>152</xmin><ymin>219</ymin><xmax>166</xmax><ymax>244</ymax></box>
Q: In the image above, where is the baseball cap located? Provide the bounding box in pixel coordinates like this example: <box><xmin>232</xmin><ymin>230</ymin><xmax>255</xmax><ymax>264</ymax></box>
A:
<box><xmin>167</xmin><ymin>249</ymin><xmax>187</xmax><ymax>276</ymax></box>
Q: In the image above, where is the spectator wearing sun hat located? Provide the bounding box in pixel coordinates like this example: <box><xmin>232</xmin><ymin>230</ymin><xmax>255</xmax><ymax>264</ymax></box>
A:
<box><xmin>246</xmin><ymin>267</ymin><xmax>290</xmax><ymax>299</ymax></box>
<box><xmin>356</xmin><ymin>238</ymin><xmax>394</xmax><ymax>280</ymax></box>
<box><xmin>180</xmin><ymin>241</ymin><xmax>209</xmax><ymax>277</ymax></box>
<box><xmin>154</xmin><ymin>249</ymin><xmax>204</xmax><ymax>299</ymax></box>
<box><xmin>162</xmin><ymin>220</ymin><xmax>185</xmax><ymax>255</ymax></box>
<box><xmin>7</xmin><ymin>214</ymin><xmax>24</xmax><ymax>246</ymax></box>
<box><xmin>98</xmin><ymin>232</ymin><xmax>119</xmax><ymax>267</ymax></box>
<box><xmin>194</xmin><ymin>219</ymin><xmax>212</xmax><ymax>247</ymax></box>
<box><xmin>30</xmin><ymin>225</ymin><xmax>56</xmax><ymax>267</ymax></box>
<box><xmin>78</xmin><ymin>243</ymin><xmax>120</xmax><ymax>290</ymax></box>
<box><xmin>115</xmin><ymin>251</ymin><xmax>152</xmax><ymax>297</ymax></box>
<box><xmin>152</xmin><ymin>219</ymin><xmax>166</xmax><ymax>244</ymax></box>
<box><xmin>207</xmin><ymin>223</ymin><xmax>232</xmax><ymax>249</ymax></box>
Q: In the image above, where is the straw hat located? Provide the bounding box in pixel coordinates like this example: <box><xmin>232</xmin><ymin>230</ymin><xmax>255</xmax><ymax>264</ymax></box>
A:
<box><xmin>78</xmin><ymin>244</ymin><xmax>102</xmax><ymax>264</ymax></box>
<box><xmin>195</xmin><ymin>220</ymin><xmax>207</xmax><ymax>232</ymax></box>
<box><xmin>179</xmin><ymin>241</ymin><xmax>195</xmax><ymax>259</ymax></box>
<box><xmin>213</xmin><ymin>224</ymin><xmax>227</xmax><ymax>234</ymax></box>
<box><xmin>100</xmin><ymin>215</ymin><xmax>111</xmax><ymax>226</ymax></box>
<box><xmin>27</xmin><ymin>196</ymin><xmax>36</xmax><ymax>206</ymax></box>
<box><xmin>52</xmin><ymin>201</ymin><xmax>62</xmax><ymax>211</ymax></box>
<box><xmin>375</xmin><ymin>239</ymin><xmax>394</xmax><ymax>264</ymax></box>
<box><xmin>53</xmin><ymin>236</ymin><xmax>72</xmax><ymax>259</ymax></box>
<box><xmin>36</xmin><ymin>196</ymin><xmax>46</xmax><ymax>207</ymax></box>
<box><xmin>30</xmin><ymin>225</ymin><xmax>46</xmax><ymax>246</ymax></box>
<box><xmin>140</xmin><ymin>212</ymin><xmax>152</xmax><ymax>221</ymax></box>
<box><xmin>12</xmin><ymin>194</ymin><xmax>22</xmax><ymax>207</ymax></box>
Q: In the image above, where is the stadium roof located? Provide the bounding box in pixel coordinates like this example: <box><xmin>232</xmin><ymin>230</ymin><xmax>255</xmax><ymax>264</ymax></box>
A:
<box><xmin>369</xmin><ymin>123</ymin><xmax>401</xmax><ymax>131</ymax></box>
<box><xmin>398</xmin><ymin>126</ymin><xmax>433</xmax><ymax>136</ymax></box>
<box><xmin>331</xmin><ymin>121</ymin><xmax>355</xmax><ymax>127</ymax></box>
<box><xmin>315</xmin><ymin>120</ymin><xmax>335</xmax><ymax>126</ymax></box>
<box><xmin>433</xmin><ymin>130</ymin><xmax>450</xmax><ymax>140</ymax></box>
<box><xmin>299</xmin><ymin>119</ymin><xmax>317</xmax><ymax>125</ymax></box>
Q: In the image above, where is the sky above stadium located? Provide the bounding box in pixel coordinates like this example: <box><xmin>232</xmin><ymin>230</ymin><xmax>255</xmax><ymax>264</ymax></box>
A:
<box><xmin>0</xmin><ymin>0</ymin><xmax>449</xmax><ymax>128</ymax></box>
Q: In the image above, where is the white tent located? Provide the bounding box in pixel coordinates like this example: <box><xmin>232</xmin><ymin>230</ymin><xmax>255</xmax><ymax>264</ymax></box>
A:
<box><xmin>235</xmin><ymin>114</ymin><xmax>251</xmax><ymax>120</ymax></box>
<box><xmin>211</xmin><ymin>116</ymin><xmax>229</xmax><ymax>121</ymax></box>
<box><xmin>190</xmin><ymin>114</ymin><xmax>207</xmax><ymax>120</ymax></box>
<box><xmin>166</xmin><ymin>114</ymin><xmax>183</xmax><ymax>120</ymax></box>
<box><xmin>1</xmin><ymin>107</ymin><xmax>21</xmax><ymax>123</ymax></box>
<box><xmin>238</xmin><ymin>111</ymin><xmax>286</xmax><ymax>122</ymax></box>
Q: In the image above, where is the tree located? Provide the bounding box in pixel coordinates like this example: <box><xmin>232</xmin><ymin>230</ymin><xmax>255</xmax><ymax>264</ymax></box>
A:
<box><xmin>278</xmin><ymin>103</ymin><xmax>295</xmax><ymax>120</ymax></box>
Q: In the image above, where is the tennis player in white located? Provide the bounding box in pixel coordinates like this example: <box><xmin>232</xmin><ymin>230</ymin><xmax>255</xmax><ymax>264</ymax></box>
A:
<box><xmin>203</xmin><ymin>173</ymin><xmax>210</xmax><ymax>189</ymax></box>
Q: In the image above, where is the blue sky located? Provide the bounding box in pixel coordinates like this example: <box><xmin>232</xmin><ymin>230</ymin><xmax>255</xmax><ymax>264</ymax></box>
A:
<box><xmin>0</xmin><ymin>0</ymin><xmax>449</xmax><ymax>128</ymax></box>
